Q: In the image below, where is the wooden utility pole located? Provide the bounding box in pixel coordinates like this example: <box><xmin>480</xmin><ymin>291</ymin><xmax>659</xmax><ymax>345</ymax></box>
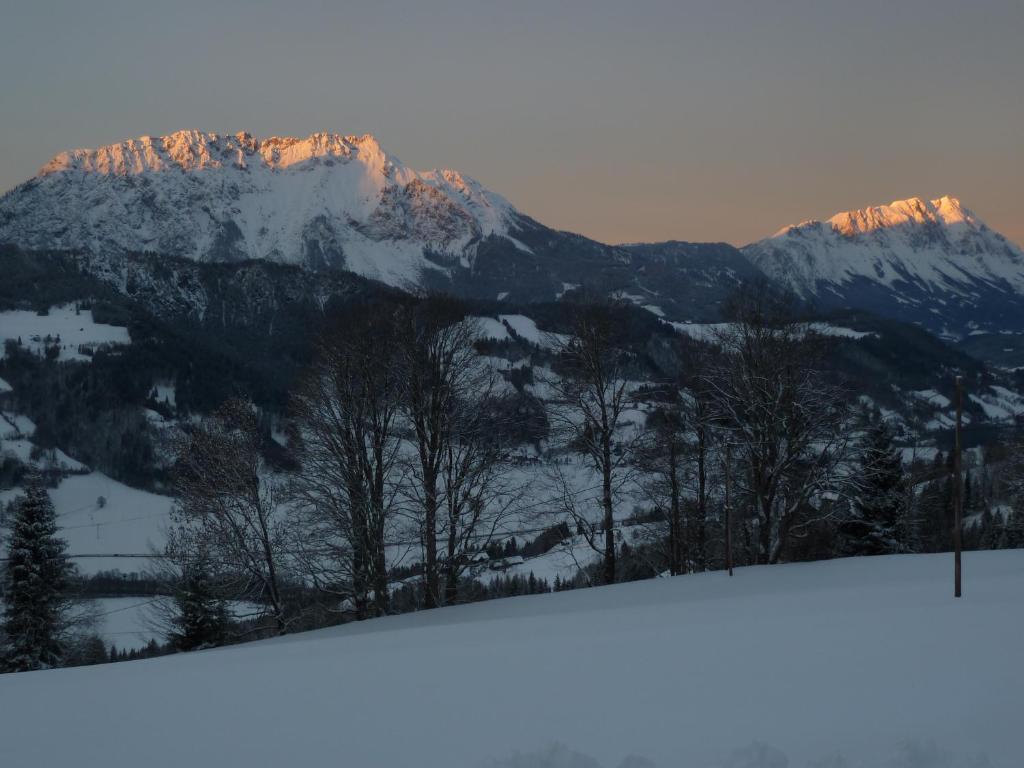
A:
<box><xmin>725</xmin><ymin>442</ymin><xmax>733</xmax><ymax>577</ymax></box>
<box><xmin>953</xmin><ymin>375</ymin><xmax>964</xmax><ymax>598</ymax></box>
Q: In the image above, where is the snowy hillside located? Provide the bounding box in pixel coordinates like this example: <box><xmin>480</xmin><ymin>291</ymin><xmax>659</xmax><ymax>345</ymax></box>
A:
<box><xmin>744</xmin><ymin>197</ymin><xmax>1024</xmax><ymax>338</ymax></box>
<box><xmin>0</xmin><ymin>472</ymin><xmax>172</xmax><ymax>576</ymax></box>
<box><xmin>0</xmin><ymin>130</ymin><xmax>522</xmax><ymax>286</ymax></box>
<box><xmin>0</xmin><ymin>304</ymin><xmax>131</xmax><ymax>362</ymax></box>
<box><xmin>0</xmin><ymin>551</ymin><xmax>1019</xmax><ymax>768</ymax></box>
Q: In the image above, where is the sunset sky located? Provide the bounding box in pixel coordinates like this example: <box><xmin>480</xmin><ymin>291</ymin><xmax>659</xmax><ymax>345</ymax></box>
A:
<box><xmin>1</xmin><ymin>0</ymin><xmax>1020</xmax><ymax>247</ymax></box>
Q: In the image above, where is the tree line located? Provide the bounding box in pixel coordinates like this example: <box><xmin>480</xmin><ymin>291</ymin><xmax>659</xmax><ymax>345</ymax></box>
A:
<box><xmin>3</xmin><ymin>286</ymin><xmax>1023</xmax><ymax>670</ymax></box>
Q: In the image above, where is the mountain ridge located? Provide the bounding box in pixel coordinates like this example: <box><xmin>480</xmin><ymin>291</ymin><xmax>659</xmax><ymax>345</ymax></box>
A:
<box><xmin>3</xmin><ymin>131</ymin><xmax>1024</xmax><ymax>345</ymax></box>
<box><xmin>0</xmin><ymin>129</ymin><xmax>522</xmax><ymax>286</ymax></box>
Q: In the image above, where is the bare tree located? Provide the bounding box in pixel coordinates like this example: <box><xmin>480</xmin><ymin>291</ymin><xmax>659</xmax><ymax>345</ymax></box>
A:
<box><xmin>397</xmin><ymin>297</ymin><xmax>494</xmax><ymax>608</ymax></box>
<box><xmin>635</xmin><ymin>378</ymin><xmax>717</xmax><ymax>576</ymax></box>
<box><xmin>290</xmin><ymin>305</ymin><xmax>403</xmax><ymax>619</ymax></box>
<box><xmin>703</xmin><ymin>287</ymin><xmax>854</xmax><ymax>564</ymax></box>
<box><xmin>170</xmin><ymin>398</ymin><xmax>291</xmax><ymax>634</ymax></box>
<box><xmin>437</xmin><ymin>391</ymin><xmax>520</xmax><ymax>603</ymax></box>
<box><xmin>548</xmin><ymin>301</ymin><xmax>638</xmax><ymax>584</ymax></box>
<box><xmin>686</xmin><ymin>387</ymin><xmax>715</xmax><ymax>571</ymax></box>
<box><xmin>637</xmin><ymin>401</ymin><xmax>688</xmax><ymax>575</ymax></box>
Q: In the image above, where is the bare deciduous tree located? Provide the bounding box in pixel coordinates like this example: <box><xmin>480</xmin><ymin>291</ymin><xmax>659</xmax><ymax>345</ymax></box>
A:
<box><xmin>438</xmin><ymin>405</ymin><xmax>519</xmax><ymax>602</ymax></box>
<box><xmin>703</xmin><ymin>288</ymin><xmax>854</xmax><ymax>564</ymax></box>
<box><xmin>170</xmin><ymin>398</ymin><xmax>291</xmax><ymax>634</ymax></box>
<box><xmin>548</xmin><ymin>301</ymin><xmax>639</xmax><ymax>584</ymax></box>
<box><xmin>637</xmin><ymin>401</ymin><xmax>688</xmax><ymax>575</ymax></box>
<box><xmin>289</xmin><ymin>304</ymin><xmax>404</xmax><ymax>619</ymax></box>
<box><xmin>398</xmin><ymin>297</ymin><xmax>498</xmax><ymax>607</ymax></box>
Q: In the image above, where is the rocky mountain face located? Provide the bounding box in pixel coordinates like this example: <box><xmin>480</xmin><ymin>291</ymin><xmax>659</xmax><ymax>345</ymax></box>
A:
<box><xmin>742</xmin><ymin>197</ymin><xmax>1024</xmax><ymax>339</ymax></box>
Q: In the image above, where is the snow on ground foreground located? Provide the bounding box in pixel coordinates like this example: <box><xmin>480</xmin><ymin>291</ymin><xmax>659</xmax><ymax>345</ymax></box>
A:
<box><xmin>0</xmin><ymin>551</ymin><xmax>1020</xmax><ymax>768</ymax></box>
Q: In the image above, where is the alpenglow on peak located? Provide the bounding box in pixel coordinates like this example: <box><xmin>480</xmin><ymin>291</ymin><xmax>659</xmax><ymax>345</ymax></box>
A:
<box><xmin>0</xmin><ymin>130</ymin><xmax>524</xmax><ymax>285</ymax></box>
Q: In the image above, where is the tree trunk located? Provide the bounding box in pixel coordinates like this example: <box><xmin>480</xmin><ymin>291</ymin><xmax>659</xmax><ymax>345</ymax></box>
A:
<box><xmin>668</xmin><ymin>440</ymin><xmax>681</xmax><ymax>575</ymax></box>
<box><xmin>264</xmin><ymin>565</ymin><xmax>287</xmax><ymax>636</ymax></box>
<box><xmin>602</xmin><ymin>436</ymin><xmax>615</xmax><ymax>585</ymax></box>
<box><xmin>757</xmin><ymin>493</ymin><xmax>773</xmax><ymax>565</ymax></box>
<box><xmin>370</xmin><ymin>459</ymin><xmax>390</xmax><ymax>617</ymax></box>
<box><xmin>695</xmin><ymin>424</ymin><xmax>707</xmax><ymax>570</ymax></box>
<box><xmin>423</xmin><ymin>482</ymin><xmax>439</xmax><ymax>608</ymax></box>
<box><xmin>444</xmin><ymin>512</ymin><xmax>459</xmax><ymax>605</ymax></box>
<box><xmin>770</xmin><ymin>510</ymin><xmax>792</xmax><ymax>565</ymax></box>
<box><xmin>351</xmin><ymin>501</ymin><xmax>369</xmax><ymax>620</ymax></box>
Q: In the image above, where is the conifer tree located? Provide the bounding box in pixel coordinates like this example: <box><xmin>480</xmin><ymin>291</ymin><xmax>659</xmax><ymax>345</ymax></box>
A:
<box><xmin>170</xmin><ymin>558</ymin><xmax>228</xmax><ymax>652</ymax></box>
<box><xmin>1004</xmin><ymin>509</ymin><xmax>1024</xmax><ymax>549</ymax></box>
<box><xmin>977</xmin><ymin>508</ymin><xmax>1001</xmax><ymax>550</ymax></box>
<box><xmin>1</xmin><ymin>479</ymin><xmax>72</xmax><ymax>672</ymax></box>
<box><xmin>841</xmin><ymin>419</ymin><xmax>907</xmax><ymax>555</ymax></box>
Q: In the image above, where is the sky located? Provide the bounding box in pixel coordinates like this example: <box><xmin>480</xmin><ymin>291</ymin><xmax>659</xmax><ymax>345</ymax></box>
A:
<box><xmin>0</xmin><ymin>0</ymin><xmax>1021</xmax><ymax>247</ymax></box>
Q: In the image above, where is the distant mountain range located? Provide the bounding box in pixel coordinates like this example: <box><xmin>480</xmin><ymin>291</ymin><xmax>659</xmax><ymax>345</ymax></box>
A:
<box><xmin>2</xmin><ymin>130</ymin><xmax>1022</xmax><ymax>346</ymax></box>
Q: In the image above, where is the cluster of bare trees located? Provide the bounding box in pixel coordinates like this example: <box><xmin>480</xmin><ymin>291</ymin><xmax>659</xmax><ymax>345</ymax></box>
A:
<box><xmin>168</xmin><ymin>297</ymin><xmax>519</xmax><ymax>632</ymax></box>
<box><xmin>552</xmin><ymin>288</ymin><xmax>857</xmax><ymax>583</ymax></box>
<box><xmin>166</xmin><ymin>287</ymin><xmax>861</xmax><ymax>635</ymax></box>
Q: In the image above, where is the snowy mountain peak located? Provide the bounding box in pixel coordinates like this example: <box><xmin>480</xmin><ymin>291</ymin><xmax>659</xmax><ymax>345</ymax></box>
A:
<box><xmin>744</xmin><ymin>195</ymin><xmax>1024</xmax><ymax>336</ymax></box>
<box><xmin>38</xmin><ymin>130</ymin><xmax>396</xmax><ymax>176</ymax></box>
<box><xmin>825</xmin><ymin>195</ymin><xmax>975</xmax><ymax>238</ymax></box>
<box><xmin>771</xmin><ymin>196</ymin><xmax>977</xmax><ymax>240</ymax></box>
<box><xmin>1</xmin><ymin>130</ymin><xmax>524</xmax><ymax>286</ymax></box>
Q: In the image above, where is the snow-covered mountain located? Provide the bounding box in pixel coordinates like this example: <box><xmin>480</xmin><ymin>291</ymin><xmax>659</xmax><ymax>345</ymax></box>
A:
<box><xmin>0</xmin><ymin>130</ymin><xmax>524</xmax><ymax>286</ymax></box>
<box><xmin>0</xmin><ymin>130</ymin><xmax>763</xmax><ymax>320</ymax></box>
<box><xmin>743</xmin><ymin>197</ymin><xmax>1024</xmax><ymax>338</ymax></box>
<box><xmin>5</xmin><ymin>133</ymin><xmax>1023</xmax><ymax>342</ymax></box>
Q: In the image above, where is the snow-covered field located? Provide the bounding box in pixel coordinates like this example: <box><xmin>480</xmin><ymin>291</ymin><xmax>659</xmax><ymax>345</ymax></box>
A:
<box><xmin>0</xmin><ymin>472</ymin><xmax>173</xmax><ymax>576</ymax></box>
<box><xmin>93</xmin><ymin>597</ymin><xmax>163</xmax><ymax>652</ymax></box>
<box><xmin>0</xmin><ymin>304</ymin><xmax>131</xmax><ymax>362</ymax></box>
<box><xmin>1</xmin><ymin>551</ymin><xmax>1019</xmax><ymax>768</ymax></box>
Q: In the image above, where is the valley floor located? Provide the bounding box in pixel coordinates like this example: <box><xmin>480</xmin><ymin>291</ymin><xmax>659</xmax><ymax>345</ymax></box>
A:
<box><xmin>0</xmin><ymin>551</ymin><xmax>1020</xmax><ymax>768</ymax></box>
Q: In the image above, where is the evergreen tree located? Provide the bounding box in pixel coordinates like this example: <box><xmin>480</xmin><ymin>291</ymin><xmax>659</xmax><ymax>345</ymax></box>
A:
<box><xmin>978</xmin><ymin>508</ymin><xmax>1002</xmax><ymax>550</ymax></box>
<box><xmin>170</xmin><ymin>559</ymin><xmax>228</xmax><ymax>652</ymax></box>
<box><xmin>841</xmin><ymin>419</ymin><xmax>907</xmax><ymax>555</ymax></box>
<box><xmin>1</xmin><ymin>479</ymin><xmax>72</xmax><ymax>672</ymax></box>
<box><xmin>67</xmin><ymin>634</ymin><xmax>108</xmax><ymax>667</ymax></box>
<box><xmin>918</xmin><ymin>474</ymin><xmax>955</xmax><ymax>552</ymax></box>
<box><xmin>1004</xmin><ymin>509</ymin><xmax>1024</xmax><ymax>549</ymax></box>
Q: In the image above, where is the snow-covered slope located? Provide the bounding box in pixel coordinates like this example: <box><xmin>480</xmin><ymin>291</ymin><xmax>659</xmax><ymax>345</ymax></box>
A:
<box><xmin>743</xmin><ymin>197</ymin><xmax>1024</xmax><ymax>337</ymax></box>
<box><xmin>0</xmin><ymin>130</ymin><xmax>521</xmax><ymax>286</ymax></box>
<box><xmin>0</xmin><ymin>551</ymin><xmax>1020</xmax><ymax>768</ymax></box>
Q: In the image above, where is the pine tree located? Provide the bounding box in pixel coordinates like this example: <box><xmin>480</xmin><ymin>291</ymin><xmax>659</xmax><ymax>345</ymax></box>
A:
<box><xmin>916</xmin><ymin>475</ymin><xmax>955</xmax><ymax>552</ymax></box>
<box><xmin>841</xmin><ymin>419</ymin><xmax>907</xmax><ymax>556</ymax></box>
<box><xmin>1</xmin><ymin>479</ymin><xmax>72</xmax><ymax>672</ymax></box>
<box><xmin>170</xmin><ymin>559</ymin><xmax>228</xmax><ymax>652</ymax></box>
<box><xmin>1004</xmin><ymin>509</ymin><xmax>1024</xmax><ymax>549</ymax></box>
<box><xmin>977</xmin><ymin>508</ymin><xmax>1002</xmax><ymax>550</ymax></box>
